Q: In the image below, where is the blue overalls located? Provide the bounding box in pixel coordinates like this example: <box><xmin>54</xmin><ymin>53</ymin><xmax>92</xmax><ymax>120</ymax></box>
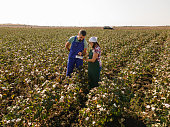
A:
<box><xmin>66</xmin><ymin>36</ymin><xmax>84</xmax><ymax>76</ymax></box>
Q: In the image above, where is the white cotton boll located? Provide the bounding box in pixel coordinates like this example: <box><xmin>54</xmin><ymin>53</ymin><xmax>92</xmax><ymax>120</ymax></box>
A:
<box><xmin>164</xmin><ymin>104</ymin><xmax>170</xmax><ymax>108</ymax></box>
<box><xmin>113</xmin><ymin>103</ymin><xmax>117</xmax><ymax>107</ymax></box>
<box><xmin>55</xmin><ymin>72</ymin><xmax>60</xmax><ymax>75</ymax></box>
<box><xmin>1</xmin><ymin>87</ymin><xmax>6</xmax><ymax>90</ymax></box>
<box><xmin>3</xmin><ymin>120</ymin><xmax>7</xmax><ymax>123</ymax></box>
<box><xmin>86</xmin><ymin>108</ymin><xmax>90</xmax><ymax>113</ymax></box>
<box><xmin>122</xmin><ymin>91</ymin><xmax>125</xmax><ymax>94</ymax></box>
<box><xmin>40</xmin><ymin>76</ymin><xmax>44</xmax><ymax>80</ymax></box>
<box><xmin>7</xmin><ymin>120</ymin><xmax>11</xmax><ymax>124</ymax></box>
<box><xmin>100</xmin><ymin>107</ymin><xmax>106</xmax><ymax>111</ymax></box>
<box><xmin>31</xmin><ymin>71</ymin><xmax>34</xmax><ymax>75</ymax></box>
<box><xmin>11</xmin><ymin>119</ymin><xmax>15</xmax><ymax>122</ymax></box>
<box><xmin>0</xmin><ymin>94</ymin><xmax>2</xmax><ymax>99</ymax></box>
<box><xmin>146</xmin><ymin>105</ymin><xmax>150</xmax><ymax>109</ymax></box>
<box><xmin>41</xmin><ymin>89</ymin><xmax>46</xmax><ymax>94</ymax></box>
<box><xmin>16</xmin><ymin>118</ymin><xmax>21</xmax><ymax>122</ymax></box>
<box><xmin>92</xmin><ymin>121</ymin><xmax>96</xmax><ymax>125</ymax></box>
<box><xmin>151</xmin><ymin>107</ymin><xmax>155</xmax><ymax>111</ymax></box>
<box><xmin>153</xmin><ymin>96</ymin><xmax>157</xmax><ymax>98</ymax></box>
<box><xmin>9</xmin><ymin>73</ymin><xmax>13</xmax><ymax>75</ymax></box>
<box><xmin>161</xmin><ymin>97</ymin><xmax>166</xmax><ymax>100</ymax></box>
<box><xmin>142</xmin><ymin>112</ymin><xmax>147</xmax><ymax>115</ymax></box>
<box><xmin>52</xmin><ymin>84</ymin><xmax>56</xmax><ymax>88</ymax></box>
<box><xmin>93</xmin><ymin>97</ymin><xmax>97</xmax><ymax>101</ymax></box>
<box><xmin>85</xmin><ymin>117</ymin><xmax>89</xmax><ymax>121</ymax></box>
<box><xmin>132</xmin><ymin>72</ymin><xmax>136</xmax><ymax>74</ymax></box>
<box><xmin>59</xmin><ymin>96</ymin><xmax>64</xmax><ymax>102</ymax></box>
<box><xmin>97</xmin><ymin>104</ymin><xmax>101</xmax><ymax>108</ymax></box>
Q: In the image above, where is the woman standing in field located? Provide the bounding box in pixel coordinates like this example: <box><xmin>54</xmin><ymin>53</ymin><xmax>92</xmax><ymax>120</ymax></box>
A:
<box><xmin>83</xmin><ymin>37</ymin><xmax>102</xmax><ymax>89</ymax></box>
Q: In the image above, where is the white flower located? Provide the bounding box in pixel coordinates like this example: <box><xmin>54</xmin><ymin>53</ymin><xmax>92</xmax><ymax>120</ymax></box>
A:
<box><xmin>85</xmin><ymin>117</ymin><xmax>89</xmax><ymax>121</ymax></box>
<box><xmin>146</xmin><ymin>105</ymin><xmax>150</xmax><ymax>109</ymax></box>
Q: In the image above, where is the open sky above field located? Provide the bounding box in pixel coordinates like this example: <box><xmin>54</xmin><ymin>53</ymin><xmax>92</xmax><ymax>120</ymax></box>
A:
<box><xmin>0</xmin><ymin>0</ymin><xmax>170</xmax><ymax>26</ymax></box>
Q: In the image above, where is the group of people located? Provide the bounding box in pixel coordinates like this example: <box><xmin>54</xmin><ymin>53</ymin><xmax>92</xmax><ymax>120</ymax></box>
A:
<box><xmin>65</xmin><ymin>30</ymin><xmax>101</xmax><ymax>89</ymax></box>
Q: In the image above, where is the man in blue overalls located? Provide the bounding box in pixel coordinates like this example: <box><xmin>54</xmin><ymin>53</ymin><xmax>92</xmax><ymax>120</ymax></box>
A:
<box><xmin>65</xmin><ymin>30</ymin><xmax>88</xmax><ymax>77</ymax></box>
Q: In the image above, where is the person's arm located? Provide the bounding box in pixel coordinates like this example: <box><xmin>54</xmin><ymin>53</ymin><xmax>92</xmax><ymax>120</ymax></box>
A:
<box><xmin>84</xmin><ymin>52</ymin><xmax>98</xmax><ymax>62</ymax></box>
<box><xmin>78</xmin><ymin>40</ymin><xmax>88</xmax><ymax>56</ymax></box>
<box><xmin>65</xmin><ymin>41</ymin><xmax>71</xmax><ymax>51</ymax></box>
<box><xmin>83</xmin><ymin>48</ymin><xmax>87</xmax><ymax>55</ymax></box>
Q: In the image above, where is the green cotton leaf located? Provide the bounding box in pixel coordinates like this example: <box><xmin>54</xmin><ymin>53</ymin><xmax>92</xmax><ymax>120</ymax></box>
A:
<box><xmin>25</xmin><ymin>108</ymin><xmax>32</xmax><ymax>113</ymax></box>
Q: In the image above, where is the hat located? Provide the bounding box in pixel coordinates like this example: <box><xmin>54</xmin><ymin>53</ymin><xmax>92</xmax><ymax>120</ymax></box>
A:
<box><xmin>89</xmin><ymin>37</ymin><xmax>97</xmax><ymax>42</ymax></box>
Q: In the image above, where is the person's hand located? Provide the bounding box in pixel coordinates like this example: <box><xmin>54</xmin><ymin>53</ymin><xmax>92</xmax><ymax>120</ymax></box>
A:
<box><xmin>83</xmin><ymin>58</ymin><xmax>88</xmax><ymax>61</ymax></box>
<box><xmin>78</xmin><ymin>52</ymin><xmax>82</xmax><ymax>56</ymax></box>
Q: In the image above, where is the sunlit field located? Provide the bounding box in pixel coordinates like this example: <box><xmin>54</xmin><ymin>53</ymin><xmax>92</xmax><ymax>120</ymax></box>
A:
<box><xmin>0</xmin><ymin>27</ymin><xmax>169</xmax><ymax>126</ymax></box>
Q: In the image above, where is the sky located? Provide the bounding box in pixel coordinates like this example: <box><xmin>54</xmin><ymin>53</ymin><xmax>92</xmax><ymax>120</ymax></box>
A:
<box><xmin>0</xmin><ymin>0</ymin><xmax>170</xmax><ymax>26</ymax></box>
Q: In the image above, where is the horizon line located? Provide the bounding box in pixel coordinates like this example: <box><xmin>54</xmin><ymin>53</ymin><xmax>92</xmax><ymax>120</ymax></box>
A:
<box><xmin>0</xmin><ymin>23</ymin><xmax>170</xmax><ymax>27</ymax></box>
